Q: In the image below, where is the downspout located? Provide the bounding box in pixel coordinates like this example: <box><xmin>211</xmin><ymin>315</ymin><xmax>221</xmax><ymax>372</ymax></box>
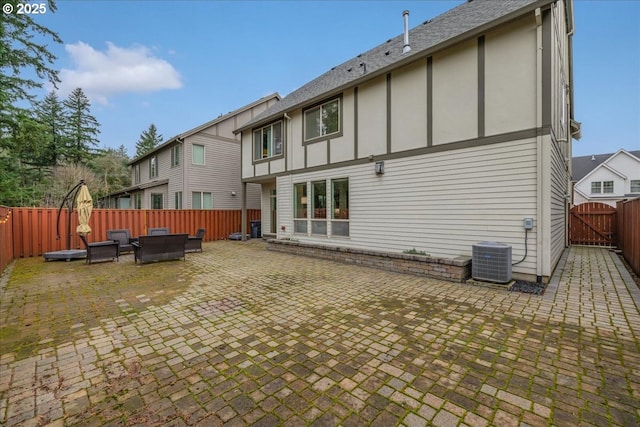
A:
<box><xmin>535</xmin><ymin>7</ymin><xmax>544</xmax><ymax>284</ymax></box>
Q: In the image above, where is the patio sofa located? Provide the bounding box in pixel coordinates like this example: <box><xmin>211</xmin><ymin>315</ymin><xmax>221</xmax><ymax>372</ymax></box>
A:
<box><xmin>148</xmin><ymin>227</ymin><xmax>170</xmax><ymax>236</ymax></box>
<box><xmin>185</xmin><ymin>228</ymin><xmax>206</xmax><ymax>253</ymax></box>
<box><xmin>106</xmin><ymin>229</ymin><xmax>134</xmax><ymax>253</ymax></box>
<box><xmin>132</xmin><ymin>233</ymin><xmax>188</xmax><ymax>264</ymax></box>
<box><xmin>79</xmin><ymin>234</ymin><xmax>120</xmax><ymax>264</ymax></box>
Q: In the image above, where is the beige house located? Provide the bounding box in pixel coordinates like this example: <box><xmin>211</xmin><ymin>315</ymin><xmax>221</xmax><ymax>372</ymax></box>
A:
<box><xmin>104</xmin><ymin>94</ymin><xmax>280</xmax><ymax>210</ymax></box>
<box><xmin>237</xmin><ymin>0</ymin><xmax>580</xmax><ymax>283</ymax></box>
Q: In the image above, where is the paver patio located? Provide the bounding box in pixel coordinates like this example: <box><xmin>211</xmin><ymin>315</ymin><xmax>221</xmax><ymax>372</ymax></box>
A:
<box><xmin>0</xmin><ymin>241</ymin><xmax>639</xmax><ymax>426</ymax></box>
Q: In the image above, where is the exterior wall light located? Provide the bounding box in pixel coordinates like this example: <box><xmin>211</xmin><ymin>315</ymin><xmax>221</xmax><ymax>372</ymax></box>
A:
<box><xmin>375</xmin><ymin>161</ymin><xmax>385</xmax><ymax>175</ymax></box>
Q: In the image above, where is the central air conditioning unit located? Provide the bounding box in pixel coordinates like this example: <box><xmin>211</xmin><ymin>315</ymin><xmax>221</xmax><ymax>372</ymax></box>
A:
<box><xmin>472</xmin><ymin>242</ymin><xmax>512</xmax><ymax>283</ymax></box>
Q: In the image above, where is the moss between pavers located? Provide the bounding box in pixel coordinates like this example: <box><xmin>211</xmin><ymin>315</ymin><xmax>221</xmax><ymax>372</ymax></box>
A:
<box><xmin>0</xmin><ymin>255</ymin><xmax>193</xmax><ymax>359</ymax></box>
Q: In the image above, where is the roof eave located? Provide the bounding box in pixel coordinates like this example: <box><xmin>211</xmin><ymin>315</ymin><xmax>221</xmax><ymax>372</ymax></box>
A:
<box><xmin>235</xmin><ymin>0</ymin><xmax>552</xmax><ymax>135</ymax></box>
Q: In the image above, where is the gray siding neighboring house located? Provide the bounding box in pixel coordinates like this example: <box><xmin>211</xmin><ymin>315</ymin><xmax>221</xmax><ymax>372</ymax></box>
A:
<box><xmin>237</xmin><ymin>0</ymin><xmax>579</xmax><ymax>283</ymax></box>
<box><xmin>104</xmin><ymin>94</ymin><xmax>280</xmax><ymax>210</ymax></box>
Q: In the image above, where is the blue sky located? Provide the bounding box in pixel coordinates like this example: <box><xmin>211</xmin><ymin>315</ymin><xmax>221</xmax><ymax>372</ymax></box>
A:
<box><xmin>32</xmin><ymin>0</ymin><xmax>640</xmax><ymax>158</ymax></box>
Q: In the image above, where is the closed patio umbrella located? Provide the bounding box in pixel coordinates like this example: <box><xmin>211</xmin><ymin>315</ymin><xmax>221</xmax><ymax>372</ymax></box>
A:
<box><xmin>76</xmin><ymin>184</ymin><xmax>93</xmax><ymax>235</ymax></box>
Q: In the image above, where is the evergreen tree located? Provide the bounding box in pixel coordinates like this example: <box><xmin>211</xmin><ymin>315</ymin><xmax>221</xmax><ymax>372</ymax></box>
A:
<box><xmin>63</xmin><ymin>88</ymin><xmax>100</xmax><ymax>165</ymax></box>
<box><xmin>135</xmin><ymin>123</ymin><xmax>163</xmax><ymax>158</ymax></box>
<box><xmin>0</xmin><ymin>0</ymin><xmax>61</xmax><ymax>135</ymax></box>
<box><xmin>35</xmin><ymin>91</ymin><xmax>67</xmax><ymax>166</ymax></box>
<box><xmin>90</xmin><ymin>145</ymin><xmax>131</xmax><ymax>200</ymax></box>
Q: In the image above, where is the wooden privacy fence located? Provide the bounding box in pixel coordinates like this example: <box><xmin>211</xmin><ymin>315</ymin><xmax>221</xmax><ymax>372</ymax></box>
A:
<box><xmin>0</xmin><ymin>206</ymin><xmax>13</xmax><ymax>274</ymax></box>
<box><xmin>617</xmin><ymin>198</ymin><xmax>640</xmax><ymax>277</ymax></box>
<box><xmin>7</xmin><ymin>208</ymin><xmax>260</xmax><ymax>260</ymax></box>
<box><xmin>569</xmin><ymin>202</ymin><xmax>617</xmax><ymax>246</ymax></box>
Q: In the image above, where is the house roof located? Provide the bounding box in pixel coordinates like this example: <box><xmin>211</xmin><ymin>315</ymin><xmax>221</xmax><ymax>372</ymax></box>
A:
<box><xmin>236</xmin><ymin>0</ymin><xmax>549</xmax><ymax>133</ymax></box>
<box><xmin>572</xmin><ymin>149</ymin><xmax>640</xmax><ymax>182</ymax></box>
<box><xmin>129</xmin><ymin>92</ymin><xmax>280</xmax><ymax>165</ymax></box>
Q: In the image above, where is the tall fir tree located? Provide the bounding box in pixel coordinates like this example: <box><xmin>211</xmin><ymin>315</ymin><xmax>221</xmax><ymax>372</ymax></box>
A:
<box><xmin>135</xmin><ymin>123</ymin><xmax>163</xmax><ymax>158</ymax></box>
<box><xmin>63</xmin><ymin>88</ymin><xmax>100</xmax><ymax>165</ymax></box>
<box><xmin>0</xmin><ymin>0</ymin><xmax>61</xmax><ymax>135</ymax></box>
<box><xmin>35</xmin><ymin>91</ymin><xmax>67</xmax><ymax>166</ymax></box>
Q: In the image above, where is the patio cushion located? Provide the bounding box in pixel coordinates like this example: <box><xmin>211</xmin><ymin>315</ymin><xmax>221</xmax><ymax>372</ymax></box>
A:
<box><xmin>107</xmin><ymin>229</ymin><xmax>133</xmax><ymax>253</ymax></box>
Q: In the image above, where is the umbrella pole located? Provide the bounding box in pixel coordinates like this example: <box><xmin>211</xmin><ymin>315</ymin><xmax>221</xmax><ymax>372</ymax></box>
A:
<box><xmin>55</xmin><ymin>180</ymin><xmax>85</xmax><ymax>250</ymax></box>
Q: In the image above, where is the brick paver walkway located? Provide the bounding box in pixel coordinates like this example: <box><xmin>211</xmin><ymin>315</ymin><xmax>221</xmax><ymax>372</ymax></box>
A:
<box><xmin>1</xmin><ymin>242</ymin><xmax>639</xmax><ymax>426</ymax></box>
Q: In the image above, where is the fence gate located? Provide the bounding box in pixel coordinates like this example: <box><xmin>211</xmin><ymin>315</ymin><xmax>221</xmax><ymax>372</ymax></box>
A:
<box><xmin>570</xmin><ymin>202</ymin><xmax>617</xmax><ymax>246</ymax></box>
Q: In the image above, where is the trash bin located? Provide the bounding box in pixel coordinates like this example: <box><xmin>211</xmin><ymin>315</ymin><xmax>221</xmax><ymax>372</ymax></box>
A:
<box><xmin>250</xmin><ymin>220</ymin><xmax>261</xmax><ymax>238</ymax></box>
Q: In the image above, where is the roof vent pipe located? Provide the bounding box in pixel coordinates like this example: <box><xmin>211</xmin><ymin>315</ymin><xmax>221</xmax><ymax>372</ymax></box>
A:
<box><xmin>402</xmin><ymin>10</ymin><xmax>411</xmax><ymax>54</ymax></box>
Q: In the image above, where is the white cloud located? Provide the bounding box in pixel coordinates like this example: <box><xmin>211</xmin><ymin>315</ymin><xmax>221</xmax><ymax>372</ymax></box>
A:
<box><xmin>57</xmin><ymin>41</ymin><xmax>182</xmax><ymax>105</ymax></box>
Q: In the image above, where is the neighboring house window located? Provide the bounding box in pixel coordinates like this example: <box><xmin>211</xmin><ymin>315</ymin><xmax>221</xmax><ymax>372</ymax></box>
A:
<box><xmin>253</xmin><ymin>121</ymin><xmax>283</xmax><ymax>160</ymax></box>
<box><xmin>175</xmin><ymin>191</ymin><xmax>182</xmax><ymax>209</ymax></box>
<box><xmin>304</xmin><ymin>98</ymin><xmax>340</xmax><ymax>141</ymax></box>
<box><xmin>294</xmin><ymin>183</ymin><xmax>307</xmax><ymax>233</ymax></box>
<box><xmin>311</xmin><ymin>181</ymin><xmax>327</xmax><ymax>235</ymax></box>
<box><xmin>192</xmin><ymin>144</ymin><xmax>205</xmax><ymax>165</ymax></box>
<box><xmin>332</xmin><ymin>178</ymin><xmax>349</xmax><ymax>237</ymax></box>
<box><xmin>151</xmin><ymin>193</ymin><xmax>163</xmax><ymax>209</ymax></box>
<box><xmin>631</xmin><ymin>180</ymin><xmax>640</xmax><ymax>193</ymax></box>
<box><xmin>171</xmin><ymin>145</ymin><xmax>180</xmax><ymax>167</ymax></box>
<box><xmin>591</xmin><ymin>181</ymin><xmax>614</xmax><ymax>194</ymax></box>
<box><xmin>134</xmin><ymin>164</ymin><xmax>140</xmax><ymax>184</ymax></box>
<box><xmin>150</xmin><ymin>156</ymin><xmax>158</xmax><ymax>178</ymax></box>
<box><xmin>134</xmin><ymin>193</ymin><xmax>142</xmax><ymax>209</ymax></box>
<box><xmin>192</xmin><ymin>191</ymin><xmax>212</xmax><ymax>209</ymax></box>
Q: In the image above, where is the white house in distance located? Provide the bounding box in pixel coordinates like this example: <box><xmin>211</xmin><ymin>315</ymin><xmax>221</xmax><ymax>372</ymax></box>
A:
<box><xmin>572</xmin><ymin>149</ymin><xmax>640</xmax><ymax>207</ymax></box>
<box><xmin>104</xmin><ymin>94</ymin><xmax>280</xmax><ymax>210</ymax></box>
<box><xmin>237</xmin><ymin>0</ymin><xmax>580</xmax><ymax>283</ymax></box>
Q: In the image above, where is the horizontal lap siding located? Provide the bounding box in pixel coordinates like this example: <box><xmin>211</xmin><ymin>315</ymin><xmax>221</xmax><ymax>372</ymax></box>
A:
<box><xmin>549</xmin><ymin>140</ymin><xmax>569</xmax><ymax>272</ymax></box>
<box><xmin>282</xmin><ymin>139</ymin><xmax>538</xmax><ymax>276</ymax></box>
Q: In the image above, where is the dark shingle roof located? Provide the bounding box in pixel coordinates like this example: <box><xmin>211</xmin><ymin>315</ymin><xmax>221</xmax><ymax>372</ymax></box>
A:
<box><xmin>572</xmin><ymin>150</ymin><xmax>640</xmax><ymax>182</ymax></box>
<box><xmin>238</xmin><ymin>0</ymin><xmax>544</xmax><ymax>132</ymax></box>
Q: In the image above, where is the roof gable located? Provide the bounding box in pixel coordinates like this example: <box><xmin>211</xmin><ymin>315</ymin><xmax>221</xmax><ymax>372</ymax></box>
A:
<box><xmin>572</xmin><ymin>149</ymin><xmax>640</xmax><ymax>183</ymax></box>
<box><xmin>130</xmin><ymin>93</ymin><xmax>280</xmax><ymax>165</ymax></box>
<box><xmin>238</xmin><ymin>0</ymin><xmax>545</xmax><ymax>132</ymax></box>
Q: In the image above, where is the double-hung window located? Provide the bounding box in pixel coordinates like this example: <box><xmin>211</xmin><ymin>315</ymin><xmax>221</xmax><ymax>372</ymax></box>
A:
<box><xmin>192</xmin><ymin>191</ymin><xmax>212</xmax><ymax>209</ymax></box>
<box><xmin>149</xmin><ymin>156</ymin><xmax>158</xmax><ymax>178</ymax></box>
<box><xmin>591</xmin><ymin>180</ymin><xmax>614</xmax><ymax>194</ymax></box>
<box><xmin>134</xmin><ymin>164</ymin><xmax>140</xmax><ymax>184</ymax></box>
<box><xmin>171</xmin><ymin>145</ymin><xmax>180</xmax><ymax>167</ymax></box>
<box><xmin>254</xmin><ymin>121</ymin><xmax>283</xmax><ymax>160</ymax></box>
<box><xmin>304</xmin><ymin>98</ymin><xmax>340</xmax><ymax>142</ymax></box>
<box><xmin>151</xmin><ymin>193</ymin><xmax>163</xmax><ymax>209</ymax></box>
<box><xmin>175</xmin><ymin>191</ymin><xmax>182</xmax><ymax>209</ymax></box>
<box><xmin>631</xmin><ymin>180</ymin><xmax>640</xmax><ymax>193</ymax></box>
<box><xmin>192</xmin><ymin>144</ymin><xmax>205</xmax><ymax>165</ymax></box>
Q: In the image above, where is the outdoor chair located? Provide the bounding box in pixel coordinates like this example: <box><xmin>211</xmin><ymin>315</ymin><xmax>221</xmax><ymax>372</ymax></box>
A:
<box><xmin>185</xmin><ymin>228</ymin><xmax>206</xmax><ymax>253</ymax></box>
<box><xmin>106</xmin><ymin>229</ymin><xmax>134</xmax><ymax>254</ymax></box>
<box><xmin>148</xmin><ymin>227</ymin><xmax>170</xmax><ymax>236</ymax></box>
<box><xmin>79</xmin><ymin>234</ymin><xmax>119</xmax><ymax>264</ymax></box>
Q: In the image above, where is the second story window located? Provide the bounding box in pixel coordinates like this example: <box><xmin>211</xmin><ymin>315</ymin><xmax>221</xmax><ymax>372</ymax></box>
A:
<box><xmin>591</xmin><ymin>180</ymin><xmax>613</xmax><ymax>194</ymax></box>
<box><xmin>304</xmin><ymin>98</ymin><xmax>340</xmax><ymax>142</ymax></box>
<box><xmin>192</xmin><ymin>144</ymin><xmax>205</xmax><ymax>165</ymax></box>
<box><xmin>149</xmin><ymin>156</ymin><xmax>158</xmax><ymax>178</ymax></box>
<box><xmin>253</xmin><ymin>121</ymin><xmax>283</xmax><ymax>160</ymax></box>
<box><xmin>134</xmin><ymin>164</ymin><xmax>140</xmax><ymax>184</ymax></box>
<box><xmin>171</xmin><ymin>145</ymin><xmax>180</xmax><ymax>167</ymax></box>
